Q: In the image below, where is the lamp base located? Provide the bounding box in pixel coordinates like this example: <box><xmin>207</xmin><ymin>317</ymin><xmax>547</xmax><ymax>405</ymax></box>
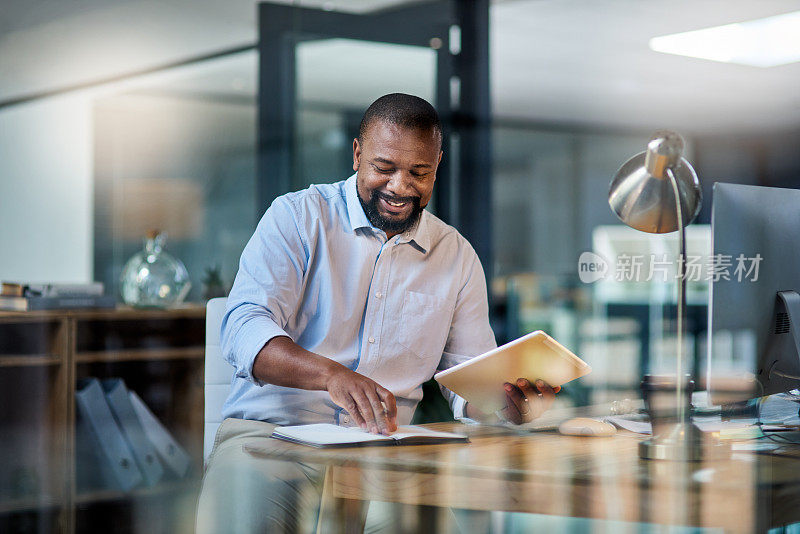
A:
<box><xmin>639</xmin><ymin>422</ymin><xmax>730</xmax><ymax>461</ymax></box>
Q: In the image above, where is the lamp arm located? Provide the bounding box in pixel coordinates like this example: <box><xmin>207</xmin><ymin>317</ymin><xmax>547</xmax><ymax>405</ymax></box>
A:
<box><xmin>666</xmin><ymin>167</ymin><xmax>687</xmax><ymax>424</ymax></box>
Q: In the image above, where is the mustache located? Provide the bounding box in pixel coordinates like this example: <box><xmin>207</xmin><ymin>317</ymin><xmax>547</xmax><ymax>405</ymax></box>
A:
<box><xmin>375</xmin><ymin>191</ymin><xmax>420</xmax><ymax>204</ymax></box>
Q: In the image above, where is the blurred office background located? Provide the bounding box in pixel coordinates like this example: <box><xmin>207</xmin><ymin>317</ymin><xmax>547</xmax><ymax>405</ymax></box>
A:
<box><xmin>2</xmin><ymin>0</ymin><xmax>800</xmax><ymax>532</ymax></box>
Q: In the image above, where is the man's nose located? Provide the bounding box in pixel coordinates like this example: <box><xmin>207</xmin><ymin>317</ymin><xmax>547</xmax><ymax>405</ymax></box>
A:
<box><xmin>385</xmin><ymin>172</ymin><xmax>416</xmax><ymax>197</ymax></box>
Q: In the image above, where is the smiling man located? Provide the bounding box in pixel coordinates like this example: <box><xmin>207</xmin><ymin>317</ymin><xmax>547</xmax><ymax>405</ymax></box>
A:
<box><xmin>197</xmin><ymin>94</ymin><xmax>557</xmax><ymax>533</ymax></box>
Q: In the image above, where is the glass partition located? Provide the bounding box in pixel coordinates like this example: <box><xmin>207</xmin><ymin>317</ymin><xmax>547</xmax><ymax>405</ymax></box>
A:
<box><xmin>491</xmin><ymin>125</ymin><xmax>709</xmax><ymax>409</ymax></box>
<box><xmin>92</xmin><ymin>50</ymin><xmax>257</xmax><ymax>301</ymax></box>
<box><xmin>293</xmin><ymin>38</ymin><xmax>437</xmax><ymax>192</ymax></box>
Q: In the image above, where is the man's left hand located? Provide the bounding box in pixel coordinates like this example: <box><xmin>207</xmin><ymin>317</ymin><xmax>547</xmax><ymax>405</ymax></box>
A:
<box><xmin>500</xmin><ymin>378</ymin><xmax>560</xmax><ymax>425</ymax></box>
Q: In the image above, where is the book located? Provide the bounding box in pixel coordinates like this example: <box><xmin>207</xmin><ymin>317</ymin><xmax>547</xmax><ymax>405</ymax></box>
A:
<box><xmin>270</xmin><ymin>424</ymin><xmax>469</xmax><ymax>448</ymax></box>
<box><xmin>1</xmin><ymin>281</ymin><xmax>104</xmax><ymax>298</ymax></box>
<box><xmin>0</xmin><ymin>294</ymin><xmax>116</xmax><ymax>311</ymax></box>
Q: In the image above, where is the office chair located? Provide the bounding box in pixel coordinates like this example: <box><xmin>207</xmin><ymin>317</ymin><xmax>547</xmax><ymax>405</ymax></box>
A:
<box><xmin>204</xmin><ymin>297</ymin><xmax>233</xmax><ymax>462</ymax></box>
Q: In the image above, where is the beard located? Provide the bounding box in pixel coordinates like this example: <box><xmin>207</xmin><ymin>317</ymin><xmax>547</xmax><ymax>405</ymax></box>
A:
<box><xmin>358</xmin><ymin>187</ymin><xmax>423</xmax><ymax>235</ymax></box>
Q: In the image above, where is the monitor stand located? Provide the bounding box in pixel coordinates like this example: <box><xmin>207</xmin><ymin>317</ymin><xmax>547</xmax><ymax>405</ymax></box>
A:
<box><xmin>764</xmin><ymin>291</ymin><xmax>800</xmax><ymax>389</ymax></box>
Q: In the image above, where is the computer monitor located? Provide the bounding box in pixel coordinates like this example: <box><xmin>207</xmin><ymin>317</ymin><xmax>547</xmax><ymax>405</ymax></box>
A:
<box><xmin>708</xmin><ymin>183</ymin><xmax>800</xmax><ymax>404</ymax></box>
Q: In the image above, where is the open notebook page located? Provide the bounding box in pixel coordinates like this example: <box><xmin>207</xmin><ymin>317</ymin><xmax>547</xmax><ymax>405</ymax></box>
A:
<box><xmin>272</xmin><ymin>424</ymin><xmax>466</xmax><ymax>447</ymax></box>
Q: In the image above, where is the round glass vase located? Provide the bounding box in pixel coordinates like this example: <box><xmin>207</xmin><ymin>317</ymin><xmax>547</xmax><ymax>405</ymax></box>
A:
<box><xmin>120</xmin><ymin>231</ymin><xmax>191</xmax><ymax>308</ymax></box>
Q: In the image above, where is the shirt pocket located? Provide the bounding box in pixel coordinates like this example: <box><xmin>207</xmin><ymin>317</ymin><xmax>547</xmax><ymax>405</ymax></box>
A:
<box><xmin>398</xmin><ymin>290</ymin><xmax>452</xmax><ymax>360</ymax></box>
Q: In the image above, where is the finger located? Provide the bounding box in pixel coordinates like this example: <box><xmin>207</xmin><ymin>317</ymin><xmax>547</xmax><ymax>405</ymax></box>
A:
<box><xmin>503</xmin><ymin>395</ymin><xmax>523</xmax><ymax>424</ymax></box>
<box><xmin>535</xmin><ymin>379</ymin><xmax>557</xmax><ymax>404</ymax></box>
<box><xmin>377</xmin><ymin>387</ymin><xmax>398</xmax><ymax>432</ymax></box>
<box><xmin>533</xmin><ymin>379</ymin><xmax>557</xmax><ymax>415</ymax></box>
<box><xmin>352</xmin><ymin>390</ymin><xmax>379</xmax><ymax>433</ymax></box>
<box><xmin>365</xmin><ymin>388</ymin><xmax>391</xmax><ymax>435</ymax></box>
<box><xmin>345</xmin><ymin>395</ymin><xmax>366</xmax><ymax>429</ymax></box>
<box><xmin>503</xmin><ymin>383</ymin><xmax>524</xmax><ymax>424</ymax></box>
<box><xmin>505</xmin><ymin>382</ymin><xmax>531</xmax><ymax>419</ymax></box>
<box><xmin>516</xmin><ymin>379</ymin><xmax>542</xmax><ymax>421</ymax></box>
<box><xmin>515</xmin><ymin>378</ymin><xmax>538</xmax><ymax>401</ymax></box>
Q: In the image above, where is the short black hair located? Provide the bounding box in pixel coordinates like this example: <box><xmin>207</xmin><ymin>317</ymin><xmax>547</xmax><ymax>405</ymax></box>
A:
<box><xmin>358</xmin><ymin>93</ymin><xmax>442</xmax><ymax>149</ymax></box>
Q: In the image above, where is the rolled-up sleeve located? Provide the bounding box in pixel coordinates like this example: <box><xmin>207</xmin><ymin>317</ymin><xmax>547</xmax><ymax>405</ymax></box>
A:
<box><xmin>220</xmin><ymin>195</ymin><xmax>309</xmax><ymax>385</ymax></box>
<box><xmin>438</xmin><ymin>248</ymin><xmax>497</xmax><ymax>419</ymax></box>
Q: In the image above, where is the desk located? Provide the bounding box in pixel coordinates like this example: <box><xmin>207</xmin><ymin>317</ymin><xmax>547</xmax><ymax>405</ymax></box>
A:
<box><xmin>245</xmin><ymin>422</ymin><xmax>800</xmax><ymax>533</ymax></box>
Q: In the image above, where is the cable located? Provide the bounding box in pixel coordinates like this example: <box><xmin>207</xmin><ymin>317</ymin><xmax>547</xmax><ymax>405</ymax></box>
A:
<box><xmin>772</xmin><ymin>369</ymin><xmax>800</xmax><ymax>381</ymax></box>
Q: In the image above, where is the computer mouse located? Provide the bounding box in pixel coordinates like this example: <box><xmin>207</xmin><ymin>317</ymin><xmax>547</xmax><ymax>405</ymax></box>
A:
<box><xmin>558</xmin><ymin>417</ymin><xmax>617</xmax><ymax>437</ymax></box>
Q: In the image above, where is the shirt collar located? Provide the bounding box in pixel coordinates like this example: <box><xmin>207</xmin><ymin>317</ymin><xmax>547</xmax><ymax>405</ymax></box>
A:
<box><xmin>345</xmin><ymin>173</ymin><xmax>372</xmax><ymax>232</ymax></box>
<box><xmin>344</xmin><ymin>173</ymin><xmax>431</xmax><ymax>253</ymax></box>
<box><xmin>394</xmin><ymin>212</ymin><xmax>430</xmax><ymax>253</ymax></box>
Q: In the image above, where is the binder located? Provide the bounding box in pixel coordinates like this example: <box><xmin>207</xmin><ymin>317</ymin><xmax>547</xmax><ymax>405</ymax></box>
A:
<box><xmin>75</xmin><ymin>412</ymin><xmax>107</xmax><ymax>492</ymax></box>
<box><xmin>128</xmin><ymin>390</ymin><xmax>192</xmax><ymax>477</ymax></box>
<box><xmin>75</xmin><ymin>378</ymin><xmax>143</xmax><ymax>492</ymax></box>
<box><xmin>102</xmin><ymin>379</ymin><xmax>165</xmax><ymax>487</ymax></box>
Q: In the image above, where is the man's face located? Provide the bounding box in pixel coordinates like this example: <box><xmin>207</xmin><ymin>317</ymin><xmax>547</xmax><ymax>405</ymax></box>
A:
<box><xmin>353</xmin><ymin>120</ymin><xmax>442</xmax><ymax>236</ymax></box>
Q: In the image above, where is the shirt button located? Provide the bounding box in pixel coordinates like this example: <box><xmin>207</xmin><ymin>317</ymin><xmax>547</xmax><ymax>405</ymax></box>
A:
<box><xmin>375</xmin><ymin>292</ymin><xmax>383</xmax><ymax>299</ymax></box>
<box><xmin>368</xmin><ymin>337</ymin><xmax>375</xmax><ymax>344</ymax></box>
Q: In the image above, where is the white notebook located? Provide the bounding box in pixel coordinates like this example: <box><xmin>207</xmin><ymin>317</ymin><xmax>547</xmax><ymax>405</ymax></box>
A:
<box><xmin>270</xmin><ymin>424</ymin><xmax>469</xmax><ymax>448</ymax></box>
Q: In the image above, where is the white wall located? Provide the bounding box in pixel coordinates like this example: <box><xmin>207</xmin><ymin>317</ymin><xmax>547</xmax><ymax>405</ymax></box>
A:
<box><xmin>0</xmin><ymin>51</ymin><xmax>257</xmax><ymax>285</ymax></box>
<box><xmin>0</xmin><ymin>95</ymin><xmax>93</xmax><ymax>282</ymax></box>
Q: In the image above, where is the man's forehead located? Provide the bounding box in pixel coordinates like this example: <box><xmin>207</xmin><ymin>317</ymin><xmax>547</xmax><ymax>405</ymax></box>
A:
<box><xmin>363</xmin><ymin>120</ymin><xmax>440</xmax><ymax>149</ymax></box>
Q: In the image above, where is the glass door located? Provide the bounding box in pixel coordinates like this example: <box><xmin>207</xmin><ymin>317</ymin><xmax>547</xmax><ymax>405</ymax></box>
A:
<box><xmin>256</xmin><ymin>0</ymin><xmax>491</xmax><ymax>255</ymax></box>
<box><xmin>293</xmin><ymin>38</ymin><xmax>437</xmax><ymax>196</ymax></box>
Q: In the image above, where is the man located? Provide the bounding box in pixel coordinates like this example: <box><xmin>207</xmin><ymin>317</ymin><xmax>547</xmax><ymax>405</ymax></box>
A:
<box><xmin>197</xmin><ymin>93</ymin><xmax>558</xmax><ymax>533</ymax></box>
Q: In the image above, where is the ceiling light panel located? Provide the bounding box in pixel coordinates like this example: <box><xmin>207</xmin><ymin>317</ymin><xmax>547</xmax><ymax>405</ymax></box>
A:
<box><xmin>649</xmin><ymin>11</ymin><xmax>800</xmax><ymax>67</ymax></box>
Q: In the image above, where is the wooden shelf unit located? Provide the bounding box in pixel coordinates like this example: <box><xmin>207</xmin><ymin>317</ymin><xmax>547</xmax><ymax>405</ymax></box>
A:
<box><xmin>0</xmin><ymin>354</ymin><xmax>62</xmax><ymax>367</ymax></box>
<box><xmin>0</xmin><ymin>305</ymin><xmax>206</xmax><ymax>534</ymax></box>
<box><xmin>73</xmin><ymin>478</ymin><xmax>198</xmax><ymax>506</ymax></box>
<box><xmin>75</xmin><ymin>346</ymin><xmax>204</xmax><ymax>364</ymax></box>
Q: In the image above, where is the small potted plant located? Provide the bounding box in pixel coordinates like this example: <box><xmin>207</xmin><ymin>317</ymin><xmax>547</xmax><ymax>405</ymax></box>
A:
<box><xmin>202</xmin><ymin>265</ymin><xmax>228</xmax><ymax>301</ymax></box>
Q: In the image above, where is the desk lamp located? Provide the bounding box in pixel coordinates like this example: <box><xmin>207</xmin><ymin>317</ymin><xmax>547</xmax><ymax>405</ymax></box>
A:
<box><xmin>609</xmin><ymin>130</ymin><xmax>727</xmax><ymax>460</ymax></box>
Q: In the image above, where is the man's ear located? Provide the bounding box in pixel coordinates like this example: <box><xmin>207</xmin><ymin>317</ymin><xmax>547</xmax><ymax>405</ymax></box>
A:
<box><xmin>353</xmin><ymin>138</ymin><xmax>361</xmax><ymax>172</ymax></box>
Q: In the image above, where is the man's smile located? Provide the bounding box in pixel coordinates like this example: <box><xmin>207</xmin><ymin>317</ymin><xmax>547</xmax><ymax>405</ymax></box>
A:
<box><xmin>376</xmin><ymin>192</ymin><xmax>417</xmax><ymax>217</ymax></box>
<box><xmin>379</xmin><ymin>197</ymin><xmax>410</xmax><ymax>215</ymax></box>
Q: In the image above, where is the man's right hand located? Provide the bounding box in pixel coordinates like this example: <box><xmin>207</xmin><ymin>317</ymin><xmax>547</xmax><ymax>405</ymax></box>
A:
<box><xmin>252</xmin><ymin>335</ymin><xmax>397</xmax><ymax>434</ymax></box>
<box><xmin>325</xmin><ymin>367</ymin><xmax>398</xmax><ymax>435</ymax></box>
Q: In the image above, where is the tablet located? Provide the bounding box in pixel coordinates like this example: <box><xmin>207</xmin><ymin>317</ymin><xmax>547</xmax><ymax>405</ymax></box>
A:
<box><xmin>434</xmin><ymin>330</ymin><xmax>591</xmax><ymax>413</ymax></box>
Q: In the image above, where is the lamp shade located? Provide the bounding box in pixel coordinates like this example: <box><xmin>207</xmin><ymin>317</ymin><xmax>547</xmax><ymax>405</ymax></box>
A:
<box><xmin>608</xmin><ymin>130</ymin><xmax>702</xmax><ymax>234</ymax></box>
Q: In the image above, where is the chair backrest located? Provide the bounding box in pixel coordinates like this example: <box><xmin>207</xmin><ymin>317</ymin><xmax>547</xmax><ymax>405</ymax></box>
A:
<box><xmin>204</xmin><ymin>297</ymin><xmax>233</xmax><ymax>461</ymax></box>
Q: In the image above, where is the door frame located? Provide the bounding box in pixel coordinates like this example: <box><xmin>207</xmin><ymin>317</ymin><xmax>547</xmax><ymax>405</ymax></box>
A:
<box><xmin>257</xmin><ymin>0</ymin><xmax>492</xmax><ymax>273</ymax></box>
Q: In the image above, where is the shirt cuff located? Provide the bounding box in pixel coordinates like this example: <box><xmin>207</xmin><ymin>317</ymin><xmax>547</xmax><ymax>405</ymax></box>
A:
<box><xmin>452</xmin><ymin>395</ymin><xmax>468</xmax><ymax>421</ymax></box>
<box><xmin>233</xmin><ymin>314</ymin><xmax>291</xmax><ymax>385</ymax></box>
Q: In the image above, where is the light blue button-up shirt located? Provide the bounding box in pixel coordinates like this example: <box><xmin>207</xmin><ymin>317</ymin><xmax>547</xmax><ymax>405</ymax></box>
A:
<box><xmin>221</xmin><ymin>174</ymin><xmax>496</xmax><ymax>426</ymax></box>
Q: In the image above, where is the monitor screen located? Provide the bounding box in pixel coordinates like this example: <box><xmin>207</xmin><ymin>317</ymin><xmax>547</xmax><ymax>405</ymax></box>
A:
<box><xmin>708</xmin><ymin>182</ymin><xmax>800</xmax><ymax>405</ymax></box>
